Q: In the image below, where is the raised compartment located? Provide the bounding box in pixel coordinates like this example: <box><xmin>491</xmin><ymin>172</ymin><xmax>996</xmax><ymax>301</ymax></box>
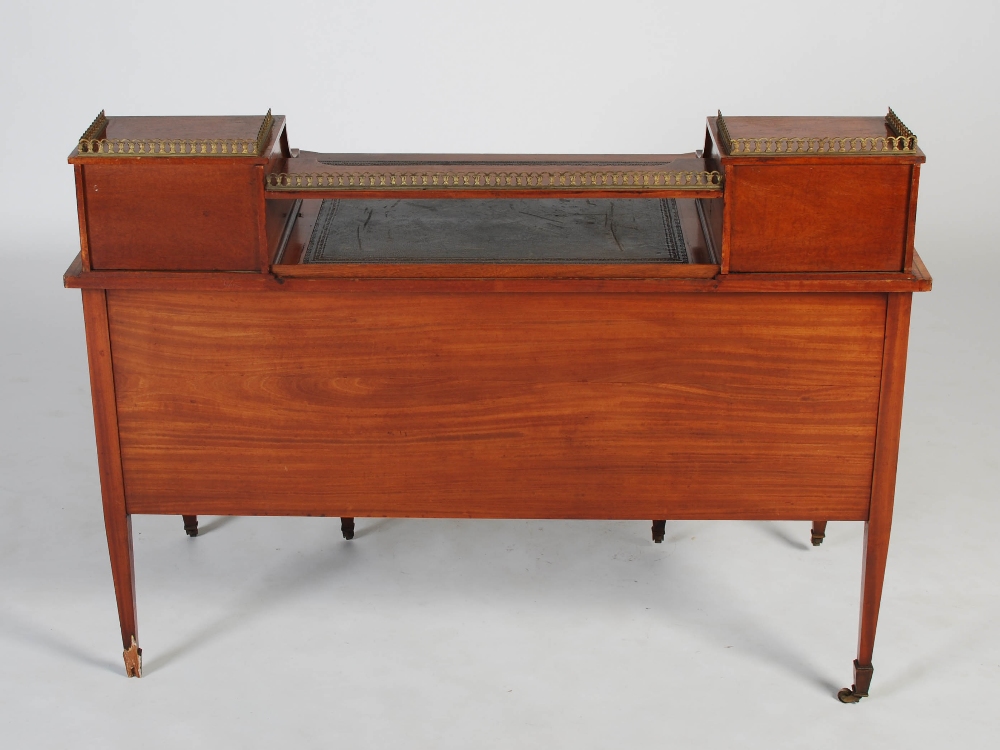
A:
<box><xmin>70</xmin><ymin>111</ymin><xmax>286</xmax><ymax>272</ymax></box>
<box><xmin>705</xmin><ymin>110</ymin><xmax>923</xmax><ymax>274</ymax></box>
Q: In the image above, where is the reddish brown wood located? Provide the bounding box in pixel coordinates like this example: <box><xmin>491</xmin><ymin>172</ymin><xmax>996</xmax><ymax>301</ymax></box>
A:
<box><xmin>851</xmin><ymin>292</ymin><xmax>913</xmax><ymax>695</ymax></box>
<box><xmin>727</xmin><ymin>164</ymin><xmax>912</xmax><ymax>272</ymax></box>
<box><xmin>84</xmin><ymin>161</ymin><xmax>264</xmax><ymax>271</ymax></box>
<box><xmin>721</xmin><ymin>164</ymin><xmax>735</xmax><ymax>273</ymax></box>
<box><xmin>274</xmin><ymin>263</ymin><xmax>720</xmax><ymax>280</ymax></box>
<box><xmin>254</xmin><ymin>165</ymin><xmax>270</xmax><ymax>271</ymax></box>
<box><xmin>74</xmin><ymin>165</ymin><xmax>92</xmax><ymax>271</ymax></box>
<box><xmin>64</xmin><ymin>253</ymin><xmax>932</xmax><ymax>294</ymax></box>
<box><xmin>265</xmin><ymin>198</ymin><xmax>299</xmax><ymax>265</ymax></box>
<box><xmin>912</xmin><ymin>249</ymin><xmax>932</xmax><ymax>285</ymax></box>
<box><xmin>82</xmin><ymin>290</ymin><xmax>139</xmax><ymax>672</ymax></box>
<box><xmin>278</xmin><ymin>125</ymin><xmax>291</xmax><ymax>159</ymax></box>
<box><xmin>903</xmin><ymin>166</ymin><xmax>921</xmax><ymax>272</ymax></box>
<box><xmin>106</xmin><ymin>290</ymin><xmax>885</xmax><ymax>521</ymax></box>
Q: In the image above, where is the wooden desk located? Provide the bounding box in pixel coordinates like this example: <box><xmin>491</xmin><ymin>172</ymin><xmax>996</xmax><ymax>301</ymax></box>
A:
<box><xmin>65</xmin><ymin>109</ymin><xmax>930</xmax><ymax>702</ymax></box>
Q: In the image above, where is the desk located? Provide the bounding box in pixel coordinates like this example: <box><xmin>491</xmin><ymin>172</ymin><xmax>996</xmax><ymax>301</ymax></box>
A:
<box><xmin>65</xmin><ymin>109</ymin><xmax>930</xmax><ymax>701</ymax></box>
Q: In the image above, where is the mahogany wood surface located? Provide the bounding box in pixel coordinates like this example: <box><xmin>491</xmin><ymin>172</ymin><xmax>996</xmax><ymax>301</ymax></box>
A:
<box><xmin>83</xmin><ymin>161</ymin><xmax>264</xmax><ymax>271</ymax></box>
<box><xmin>727</xmin><ymin>163</ymin><xmax>913</xmax><ymax>272</ymax></box>
<box><xmin>903</xmin><ymin>166</ymin><xmax>921</xmax><ymax>272</ymax></box>
<box><xmin>81</xmin><ymin>290</ymin><xmax>137</xmax><ymax>653</ymax></box>
<box><xmin>73</xmin><ymin>166</ymin><xmax>92</xmax><ymax>271</ymax></box>
<box><xmin>64</xmin><ymin>249</ymin><xmax>932</xmax><ymax>293</ymax></box>
<box><xmin>106</xmin><ymin>290</ymin><xmax>885</xmax><ymax>520</ymax></box>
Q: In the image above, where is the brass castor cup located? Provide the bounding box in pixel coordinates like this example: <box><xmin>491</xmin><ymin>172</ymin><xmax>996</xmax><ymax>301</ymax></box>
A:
<box><xmin>838</xmin><ymin>660</ymin><xmax>873</xmax><ymax>703</ymax></box>
<box><xmin>341</xmin><ymin>517</ymin><xmax>355</xmax><ymax>540</ymax></box>
<box><xmin>810</xmin><ymin>520</ymin><xmax>827</xmax><ymax>546</ymax></box>
<box><xmin>837</xmin><ymin>687</ymin><xmax>865</xmax><ymax>703</ymax></box>
<box><xmin>651</xmin><ymin>520</ymin><xmax>665</xmax><ymax>544</ymax></box>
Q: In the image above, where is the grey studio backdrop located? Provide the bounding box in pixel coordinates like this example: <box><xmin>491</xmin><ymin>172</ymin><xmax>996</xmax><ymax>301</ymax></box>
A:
<box><xmin>1</xmin><ymin>1</ymin><xmax>997</xmax><ymax>748</ymax></box>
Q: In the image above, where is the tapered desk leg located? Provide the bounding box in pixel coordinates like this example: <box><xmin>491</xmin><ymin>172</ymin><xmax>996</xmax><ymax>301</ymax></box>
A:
<box><xmin>811</xmin><ymin>521</ymin><xmax>827</xmax><ymax>546</ymax></box>
<box><xmin>651</xmin><ymin>520</ymin><xmax>665</xmax><ymax>543</ymax></box>
<box><xmin>341</xmin><ymin>517</ymin><xmax>355</xmax><ymax>540</ymax></box>
<box><xmin>183</xmin><ymin>515</ymin><xmax>199</xmax><ymax>537</ymax></box>
<box><xmin>839</xmin><ymin>293</ymin><xmax>911</xmax><ymax>703</ymax></box>
<box><xmin>83</xmin><ymin>290</ymin><xmax>141</xmax><ymax>678</ymax></box>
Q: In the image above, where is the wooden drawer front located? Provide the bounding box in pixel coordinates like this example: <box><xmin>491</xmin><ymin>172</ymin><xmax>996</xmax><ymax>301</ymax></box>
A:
<box><xmin>83</xmin><ymin>162</ymin><xmax>262</xmax><ymax>271</ymax></box>
<box><xmin>108</xmin><ymin>290</ymin><xmax>886</xmax><ymax>521</ymax></box>
<box><xmin>728</xmin><ymin>164</ymin><xmax>912</xmax><ymax>272</ymax></box>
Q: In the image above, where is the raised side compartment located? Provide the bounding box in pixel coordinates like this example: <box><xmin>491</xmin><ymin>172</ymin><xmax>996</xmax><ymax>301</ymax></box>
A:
<box><xmin>70</xmin><ymin>112</ymin><xmax>286</xmax><ymax>271</ymax></box>
<box><xmin>706</xmin><ymin>112</ymin><xmax>923</xmax><ymax>274</ymax></box>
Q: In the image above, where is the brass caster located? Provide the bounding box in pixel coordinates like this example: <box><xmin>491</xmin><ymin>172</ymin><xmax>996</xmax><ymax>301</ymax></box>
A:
<box><xmin>341</xmin><ymin>517</ymin><xmax>355</xmax><ymax>540</ymax></box>
<box><xmin>651</xmin><ymin>520</ymin><xmax>665</xmax><ymax>544</ymax></box>
<box><xmin>123</xmin><ymin>635</ymin><xmax>142</xmax><ymax>678</ymax></box>
<box><xmin>810</xmin><ymin>521</ymin><xmax>827</xmax><ymax>547</ymax></box>
<box><xmin>837</xmin><ymin>687</ymin><xmax>866</xmax><ymax>703</ymax></box>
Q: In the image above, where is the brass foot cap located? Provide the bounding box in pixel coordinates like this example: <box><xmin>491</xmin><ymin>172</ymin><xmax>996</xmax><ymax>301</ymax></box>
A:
<box><xmin>837</xmin><ymin>687</ymin><xmax>865</xmax><ymax>703</ymax></box>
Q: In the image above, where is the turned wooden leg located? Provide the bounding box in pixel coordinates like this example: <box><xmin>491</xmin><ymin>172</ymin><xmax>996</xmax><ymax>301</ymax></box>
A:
<box><xmin>838</xmin><ymin>293</ymin><xmax>911</xmax><ymax>704</ymax></box>
<box><xmin>182</xmin><ymin>515</ymin><xmax>199</xmax><ymax>537</ymax></box>
<box><xmin>811</xmin><ymin>520</ymin><xmax>827</xmax><ymax>546</ymax></box>
<box><xmin>341</xmin><ymin>517</ymin><xmax>355</xmax><ymax>540</ymax></box>
<box><xmin>651</xmin><ymin>520</ymin><xmax>666</xmax><ymax>544</ymax></box>
<box><xmin>84</xmin><ymin>290</ymin><xmax>141</xmax><ymax>677</ymax></box>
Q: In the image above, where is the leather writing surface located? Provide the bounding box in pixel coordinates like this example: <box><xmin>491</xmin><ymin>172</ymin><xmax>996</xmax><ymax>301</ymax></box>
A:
<box><xmin>303</xmin><ymin>198</ymin><xmax>688</xmax><ymax>264</ymax></box>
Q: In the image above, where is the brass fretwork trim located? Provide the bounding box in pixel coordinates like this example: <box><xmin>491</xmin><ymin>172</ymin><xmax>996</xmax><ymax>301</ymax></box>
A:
<box><xmin>77</xmin><ymin>109</ymin><xmax>274</xmax><ymax>157</ymax></box>
<box><xmin>265</xmin><ymin>169</ymin><xmax>723</xmax><ymax>192</ymax></box>
<box><xmin>885</xmin><ymin>107</ymin><xmax>915</xmax><ymax>140</ymax></box>
<box><xmin>256</xmin><ymin>109</ymin><xmax>275</xmax><ymax>154</ymax></box>
<box><xmin>716</xmin><ymin>110</ymin><xmax>734</xmax><ymax>157</ymax></box>
<box><xmin>716</xmin><ymin>108</ymin><xmax>918</xmax><ymax>156</ymax></box>
<box><xmin>80</xmin><ymin>110</ymin><xmax>109</xmax><ymax>142</ymax></box>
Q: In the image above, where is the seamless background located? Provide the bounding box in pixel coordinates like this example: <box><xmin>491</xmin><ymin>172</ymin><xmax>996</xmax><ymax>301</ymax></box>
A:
<box><xmin>1</xmin><ymin>2</ymin><xmax>998</xmax><ymax>747</ymax></box>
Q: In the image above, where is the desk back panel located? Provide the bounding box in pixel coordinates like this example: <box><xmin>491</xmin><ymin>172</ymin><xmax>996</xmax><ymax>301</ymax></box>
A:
<box><xmin>107</xmin><ymin>290</ymin><xmax>886</xmax><ymax>520</ymax></box>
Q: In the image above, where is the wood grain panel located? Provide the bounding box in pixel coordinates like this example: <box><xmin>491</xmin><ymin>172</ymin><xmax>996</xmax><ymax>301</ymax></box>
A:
<box><xmin>85</xmin><ymin>162</ymin><xmax>262</xmax><ymax>271</ymax></box>
<box><xmin>107</xmin><ymin>291</ymin><xmax>886</xmax><ymax>520</ymax></box>
<box><xmin>728</xmin><ymin>164</ymin><xmax>912</xmax><ymax>272</ymax></box>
